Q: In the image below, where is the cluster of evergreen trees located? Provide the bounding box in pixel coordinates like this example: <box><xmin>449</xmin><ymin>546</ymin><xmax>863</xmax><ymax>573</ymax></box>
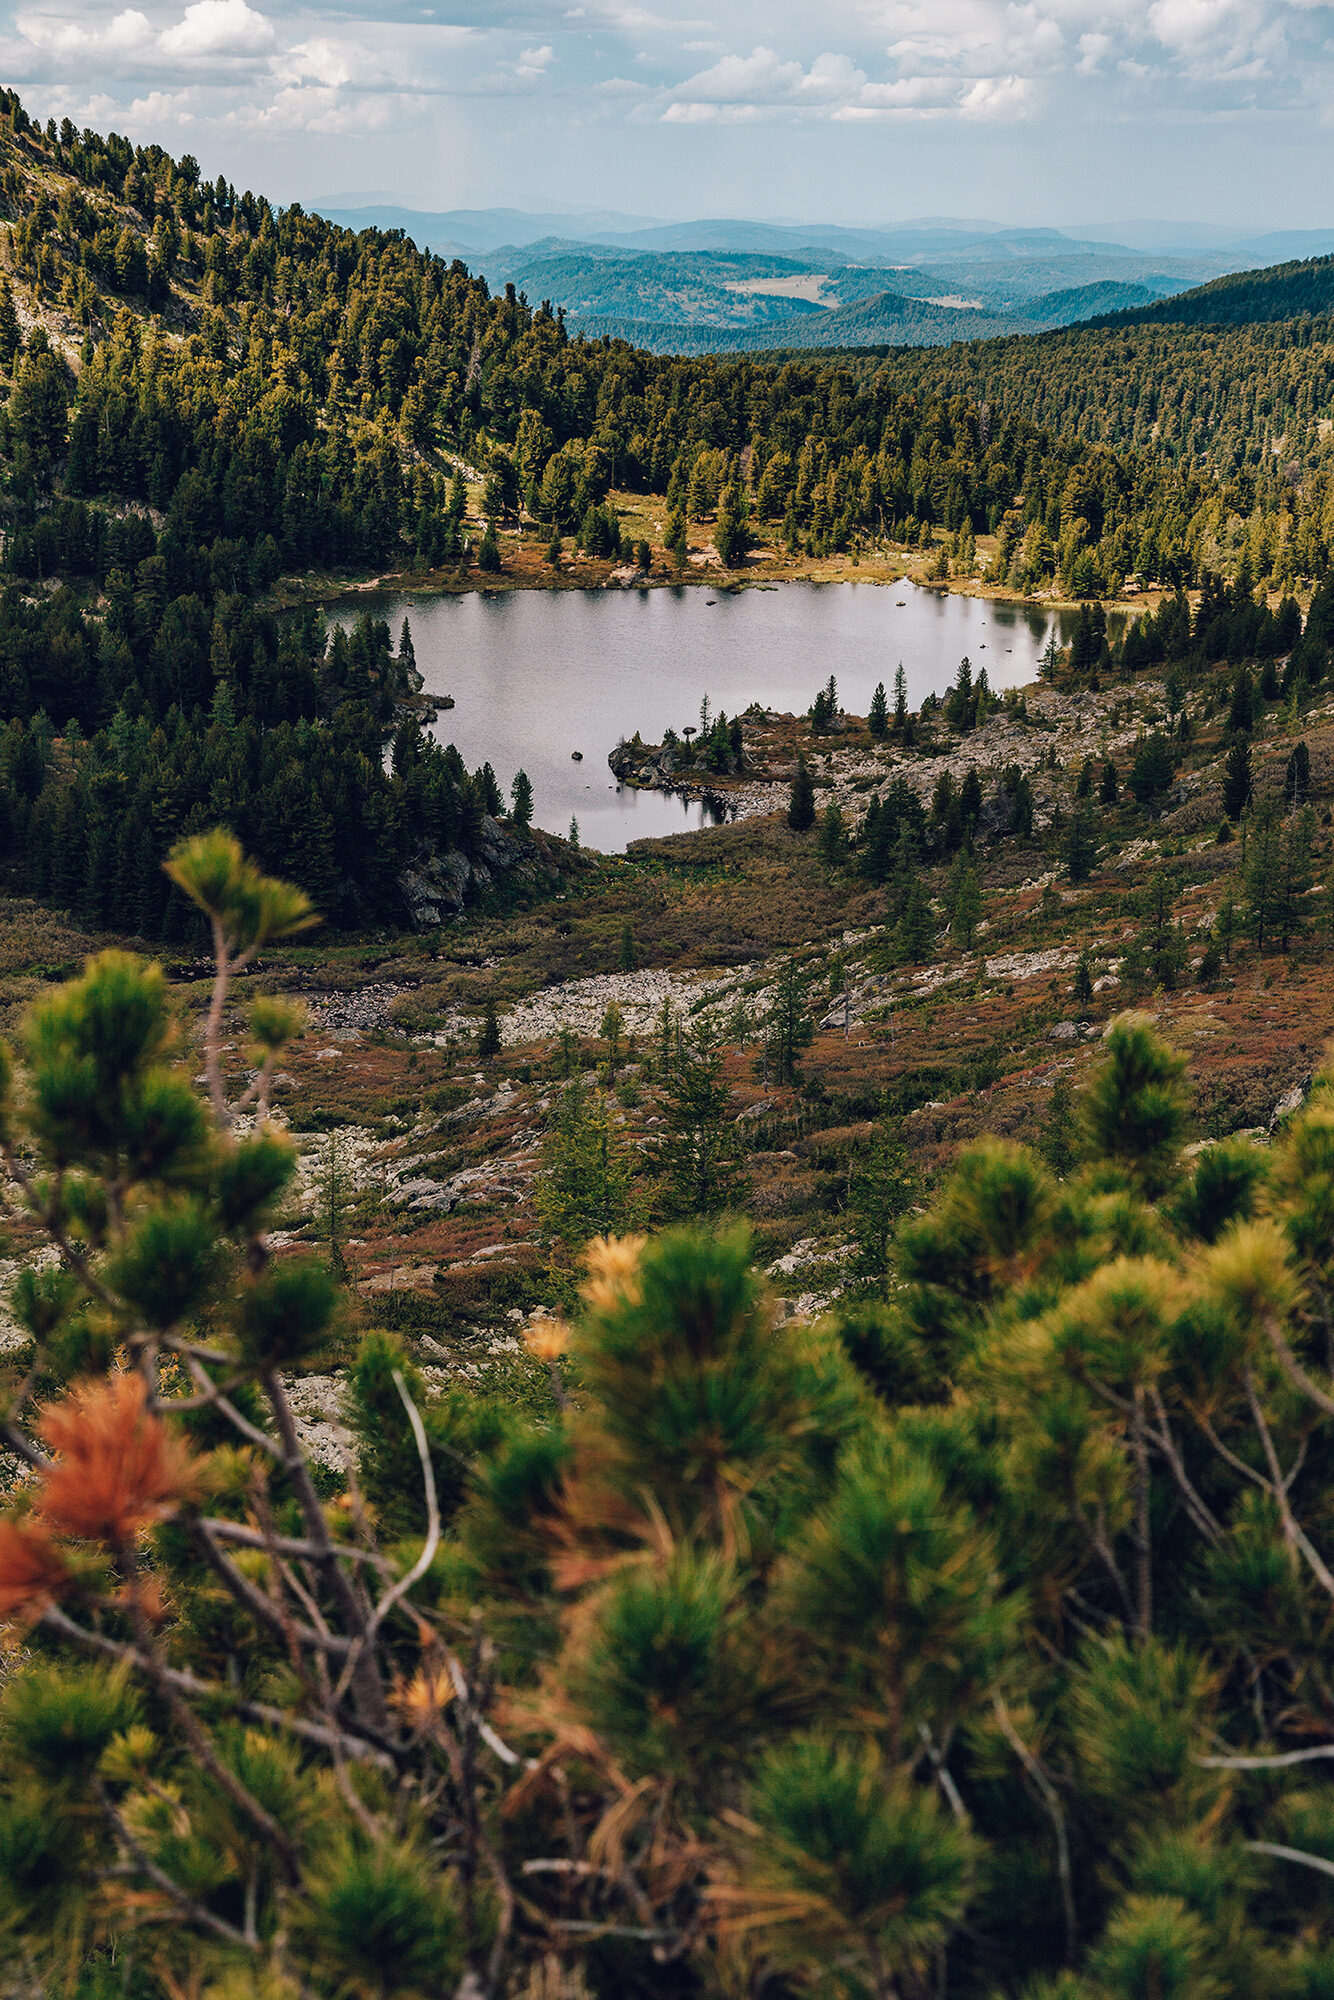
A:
<box><xmin>0</xmin><ymin>595</ymin><xmax>506</xmax><ymax>933</ymax></box>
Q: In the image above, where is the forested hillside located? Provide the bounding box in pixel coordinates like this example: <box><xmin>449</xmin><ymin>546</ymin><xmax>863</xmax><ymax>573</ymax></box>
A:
<box><xmin>1087</xmin><ymin>251</ymin><xmax>1334</xmax><ymax>330</ymax></box>
<box><xmin>845</xmin><ymin>308</ymin><xmax>1334</xmax><ymax>488</ymax></box>
<box><xmin>1</xmin><ymin>89</ymin><xmax>1334</xmax><ymax>935</ymax></box>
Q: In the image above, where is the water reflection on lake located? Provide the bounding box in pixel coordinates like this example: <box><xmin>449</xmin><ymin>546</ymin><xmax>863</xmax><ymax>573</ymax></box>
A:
<box><xmin>331</xmin><ymin>581</ymin><xmax>1064</xmax><ymax>853</ymax></box>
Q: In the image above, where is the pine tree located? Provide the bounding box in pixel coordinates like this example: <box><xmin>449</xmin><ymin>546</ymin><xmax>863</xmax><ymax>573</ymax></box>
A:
<box><xmin>1065</xmin><ymin>797</ymin><xmax>1098</xmax><ymax>883</ymax></box>
<box><xmin>897</xmin><ymin>880</ymin><xmax>937</xmax><ymax>965</ymax></box>
<box><xmin>1099</xmin><ymin>756</ymin><xmax>1119</xmax><ymax>806</ymax></box>
<box><xmin>817</xmin><ymin>801</ymin><xmax>846</xmax><ymax>866</ymax></box>
<box><xmin>511</xmin><ymin>769</ymin><xmax>533</xmax><ymax>828</ymax></box>
<box><xmin>765</xmin><ymin>958</ymin><xmax>815</xmax><ymax>1086</ymax></box>
<box><xmin>849</xmin><ymin>1118</ymin><xmax>918</xmax><ymax>1276</ymax></box>
<box><xmin>788</xmin><ymin>757</ymin><xmax>816</xmax><ymax>832</ymax></box>
<box><xmin>657</xmin><ymin>1019</ymin><xmax>748</xmax><ymax>1217</ymax></box>
<box><xmin>477</xmin><ymin>996</ymin><xmax>502</xmax><ymax>1059</ymax></box>
<box><xmin>1223</xmin><ymin>734</ymin><xmax>1253</xmax><ymax>820</ymax></box>
<box><xmin>868</xmin><ymin>681</ymin><xmax>888</xmax><ymax>737</ymax></box>
<box><xmin>948</xmin><ymin>852</ymin><xmax>982</xmax><ymax>949</ymax></box>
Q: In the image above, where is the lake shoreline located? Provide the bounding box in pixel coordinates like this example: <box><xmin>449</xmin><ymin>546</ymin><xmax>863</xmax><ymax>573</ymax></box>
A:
<box><xmin>283</xmin><ymin>542</ymin><xmax>1166</xmax><ymax>623</ymax></box>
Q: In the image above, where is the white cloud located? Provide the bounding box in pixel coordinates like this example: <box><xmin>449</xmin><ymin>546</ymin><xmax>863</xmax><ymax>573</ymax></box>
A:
<box><xmin>1076</xmin><ymin>30</ymin><xmax>1111</xmax><ymax>73</ymax></box>
<box><xmin>958</xmin><ymin>71</ymin><xmax>1031</xmax><ymax>115</ymax></box>
<box><xmin>159</xmin><ymin>0</ymin><xmax>274</xmax><ymax>57</ymax></box>
<box><xmin>662</xmin><ymin>38</ymin><xmax>1033</xmax><ymax>121</ymax></box>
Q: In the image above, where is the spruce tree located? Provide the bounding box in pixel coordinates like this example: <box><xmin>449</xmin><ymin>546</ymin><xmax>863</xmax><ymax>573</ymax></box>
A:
<box><xmin>897</xmin><ymin>880</ymin><xmax>937</xmax><ymax>965</ymax></box>
<box><xmin>817</xmin><ymin>801</ymin><xmax>846</xmax><ymax>866</ymax></box>
<box><xmin>868</xmin><ymin>680</ymin><xmax>888</xmax><ymax>737</ymax></box>
<box><xmin>1065</xmin><ymin>797</ymin><xmax>1098</xmax><ymax>883</ymax></box>
<box><xmin>1244</xmin><ymin>793</ymin><xmax>1283</xmax><ymax>953</ymax></box>
<box><xmin>477</xmin><ymin>996</ymin><xmax>502</xmax><ymax>1059</ymax></box>
<box><xmin>477</xmin><ymin>520</ymin><xmax>501</xmax><ymax>573</ymax></box>
<box><xmin>949</xmin><ymin>853</ymin><xmax>982</xmax><ymax>949</ymax></box>
<box><xmin>788</xmin><ymin>757</ymin><xmax>816</xmax><ymax>832</ymax></box>
<box><xmin>849</xmin><ymin>1118</ymin><xmax>918</xmax><ymax>1277</ymax></box>
<box><xmin>1073</xmin><ymin>946</ymin><xmax>1094</xmax><ymax>1016</ymax></box>
<box><xmin>765</xmin><ymin>957</ymin><xmax>815</xmax><ymax>1086</ymax></box>
<box><xmin>0</xmin><ymin>275</ymin><xmax>20</xmax><ymax>369</ymax></box>
<box><xmin>657</xmin><ymin>1018</ymin><xmax>748</xmax><ymax>1217</ymax></box>
<box><xmin>535</xmin><ymin>1077</ymin><xmax>638</xmax><ymax>1258</ymax></box>
<box><xmin>511</xmin><ymin>768</ymin><xmax>533</xmax><ymax>828</ymax></box>
<box><xmin>713</xmin><ymin>481</ymin><xmax>750</xmax><ymax>568</ymax></box>
<box><xmin>1223</xmin><ymin>734</ymin><xmax>1253</xmax><ymax>820</ymax></box>
<box><xmin>893</xmin><ymin>663</ymin><xmax>909</xmax><ymax>737</ymax></box>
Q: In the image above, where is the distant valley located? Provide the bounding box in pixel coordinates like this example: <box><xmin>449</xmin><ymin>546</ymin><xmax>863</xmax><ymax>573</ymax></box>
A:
<box><xmin>313</xmin><ymin>205</ymin><xmax>1334</xmax><ymax>352</ymax></box>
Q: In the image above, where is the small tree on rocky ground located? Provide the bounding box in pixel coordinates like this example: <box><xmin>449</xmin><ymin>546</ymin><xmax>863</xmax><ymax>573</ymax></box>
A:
<box><xmin>788</xmin><ymin>756</ymin><xmax>816</xmax><ymax>832</ymax></box>
<box><xmin>477</xmin><ymin>995</ymin><xmax>502</xmax><ymax>1059</ymax></box>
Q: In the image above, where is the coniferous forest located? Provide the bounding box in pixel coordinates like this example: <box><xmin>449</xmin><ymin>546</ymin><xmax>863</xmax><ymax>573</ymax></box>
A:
<box><xmin>11</xmin><ymin>77</ymin><xmax>1334</xmax><ymax>2000</ymax></box>
<box><xmin>2</xmin><ymin>92</ymin><xmax>1334</xmax><ymax>933</ymax></box>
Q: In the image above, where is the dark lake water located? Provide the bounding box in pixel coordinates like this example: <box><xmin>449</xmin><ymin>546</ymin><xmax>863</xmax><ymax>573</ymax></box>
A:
<box><xmin>332</xmin><ymin>581</ymin><xmax>1063</xmax><ymax>852</ymax></box>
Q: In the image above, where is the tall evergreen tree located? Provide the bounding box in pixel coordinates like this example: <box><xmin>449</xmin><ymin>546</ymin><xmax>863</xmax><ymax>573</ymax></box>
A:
<box><xmin>1222</xmin><ymin>734</ymin><xmax>1253</xmax><ymax>820</ymax></box>
<box><xmin>788</xmin><ymin>757</ymin><xmax>816</xmax><ymax>832</ymax></box>
<box><xmin>656</xmin><ymin>1019</ymin><xmax>748</xmax><ymax>1218</ymax></box>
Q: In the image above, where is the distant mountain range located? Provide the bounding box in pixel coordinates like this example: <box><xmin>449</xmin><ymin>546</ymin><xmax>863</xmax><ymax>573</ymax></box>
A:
<box><xmin>312</xmin><ymin>204</ymin><xmax>1334</xmax><ymax>355</ymax></box>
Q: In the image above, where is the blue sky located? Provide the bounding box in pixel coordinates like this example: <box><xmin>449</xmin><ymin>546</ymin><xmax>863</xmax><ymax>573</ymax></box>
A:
<box><xmin>4</xmin><ymin>0</ymin><xmax>1334</xmax><ymax>227</ymax></box>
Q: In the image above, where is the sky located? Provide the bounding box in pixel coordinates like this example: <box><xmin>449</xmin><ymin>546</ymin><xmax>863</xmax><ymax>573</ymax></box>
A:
<box><xmin>4</xmin><ymin>0</ymin><xmax>1334</xmax><ymax>229</ymax></box>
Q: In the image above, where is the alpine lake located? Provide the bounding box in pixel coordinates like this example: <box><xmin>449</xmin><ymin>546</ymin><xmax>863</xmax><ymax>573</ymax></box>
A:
<box><xmin>330</xmin><ymin>580</ymin><xmax>1084</xmax><ymax>852</ymax></box>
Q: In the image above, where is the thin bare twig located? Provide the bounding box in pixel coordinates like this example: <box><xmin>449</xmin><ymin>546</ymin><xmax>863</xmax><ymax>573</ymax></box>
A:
<box><xmin>1247</xmin><ymin>1840</ymin><xmax>1334</xmax><ymax>1882</ymax></box>
<box><xmin>1245</xmin><ymin>1366</ymin><xmax>1334</xmax><ymax>1601</ymax></box>
<box><xmin>1197</xmin><ymin>1744</ymin><xmax>1334</xmax><ymax>1770</ymax></box>
<box><xmin>994</xmin><ymin>1696</ymin><xmax>1076</xmax><ymax>1964</ymax></box>
<box><xmin>917</xmin><ymin>1723</ymin><xmax>966</xmax><ymax>1822</ymax></box>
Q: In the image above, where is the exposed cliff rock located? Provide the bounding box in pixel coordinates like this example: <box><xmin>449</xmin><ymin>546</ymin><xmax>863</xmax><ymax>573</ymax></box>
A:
<box><xmin>397</xmin><ymin>816</ymin><xmax>562</xmax><ymax>928</ymax></box>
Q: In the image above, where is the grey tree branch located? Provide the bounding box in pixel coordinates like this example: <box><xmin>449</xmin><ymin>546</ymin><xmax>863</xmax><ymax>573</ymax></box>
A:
<box><xmin>993</xmin><ymin>1696</ymin><xmax>1076</xmax><ymax>1964</ymax></box>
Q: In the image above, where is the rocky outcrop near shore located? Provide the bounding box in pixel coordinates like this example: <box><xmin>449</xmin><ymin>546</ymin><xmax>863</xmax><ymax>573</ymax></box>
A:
<box><xmin>609</xmin><ymin>736</ymin><xmax>682</xmax><ymax>787</ymax></box>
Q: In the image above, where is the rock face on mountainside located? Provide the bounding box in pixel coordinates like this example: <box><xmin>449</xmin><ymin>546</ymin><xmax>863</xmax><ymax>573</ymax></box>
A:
<box><xmin>396</xmin><ymin>816</ymin><xmax>560</xmax><ymax>927</ymax></box>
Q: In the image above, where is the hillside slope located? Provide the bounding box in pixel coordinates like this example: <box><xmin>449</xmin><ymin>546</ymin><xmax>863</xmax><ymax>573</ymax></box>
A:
<box><xmin>1087</xmin><ymin>250</ymin><xmax>1334</xmax><ymax>329</ymax></box>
